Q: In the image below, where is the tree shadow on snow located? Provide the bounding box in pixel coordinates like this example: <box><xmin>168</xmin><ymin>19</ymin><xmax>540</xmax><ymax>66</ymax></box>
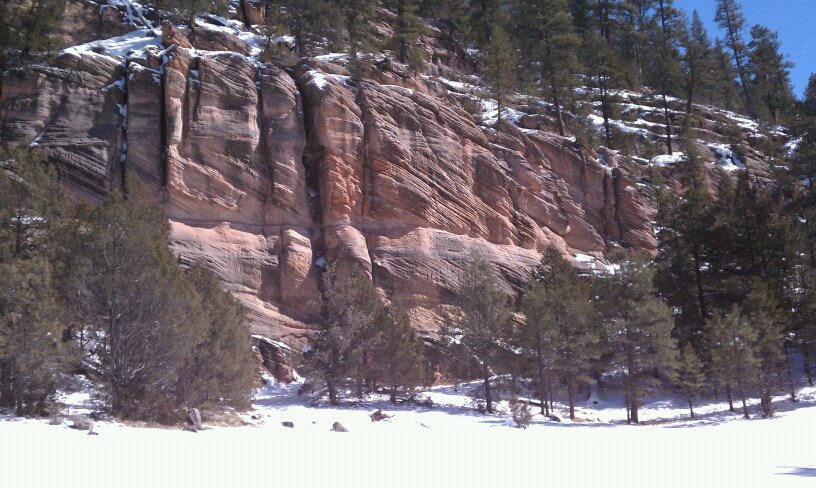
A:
<box><xmin>776</xmin><ymin>466</ymin><xmax>816</xmax><ymax>477</ymax></box>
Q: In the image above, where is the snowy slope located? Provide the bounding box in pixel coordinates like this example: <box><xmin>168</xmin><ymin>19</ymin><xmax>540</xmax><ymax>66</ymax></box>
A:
<box><xmin>2</xmin><ymin>381</ymin><xmax>815</xmax><ymax>488</ymax></box>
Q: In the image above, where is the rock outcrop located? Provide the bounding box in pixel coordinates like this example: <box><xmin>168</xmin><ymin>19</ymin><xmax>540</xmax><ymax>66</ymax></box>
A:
<box><xmin>1</xmin><ymin>1</ymin><xmax>788</xmax><ymax>379</ymax></box>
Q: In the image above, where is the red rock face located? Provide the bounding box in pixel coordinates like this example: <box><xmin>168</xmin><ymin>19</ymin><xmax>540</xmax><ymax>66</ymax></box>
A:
<box><xmin>0</xmin><ymin>5</ymin><xmax>657</xmax><ymax>354</ymax></box>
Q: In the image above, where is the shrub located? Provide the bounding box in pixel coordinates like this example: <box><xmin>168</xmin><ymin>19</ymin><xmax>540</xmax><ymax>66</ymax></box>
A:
<box><xmin>510</xmin><ymin>396</ymin><xmax>533</xmax><ymax>428</ymax></box>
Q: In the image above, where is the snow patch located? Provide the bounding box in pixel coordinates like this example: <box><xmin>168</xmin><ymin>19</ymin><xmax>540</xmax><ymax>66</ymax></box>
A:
<box><xmin>305</xmin><ymin>70</ymin><xmax>351</xmax><ymax>90</ymax></box>
<box><xmin>60</xmin><ymin>29</ymin><xmax>162</xmax><ymax>61</ymax></box>
<box><xmin>709</xmin><ymin>143</ymin><xmax>745</xmax><ymax>171</ymax></box>
<box><xmin>650</xmin><ymin>152</ymin><xmax>685</xmax><ymax>167</ymax></box>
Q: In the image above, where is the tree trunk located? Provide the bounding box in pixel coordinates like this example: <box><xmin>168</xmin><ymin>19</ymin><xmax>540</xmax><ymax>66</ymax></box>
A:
<box><xmin>327</xmin><ymin>376</ymin><xmax>338</xmax><ymax>405</ymax></box>
<box><xmin>567</xmin><ymin>379</ymin><xmax>575</xmax><ymax>420</ymax></box>
<box><xmin>550</xmin><ymin>74</ymin><xmax>566</xmax><ymax>137</ymax></box>
<box><xmin>787</xmin><ymin>357</ymin><xmax>797</xmax><ymax>402</ymax></box>
<box><xmin>483</xmin><ymin>373</ymin><xmax>493</xmax><ymax>414</ymax></box>
<box><xmin>630</xmin><ymin>394</ymin><xmax>639</xmax><ymax>424</ymax></box>
<box><xmin>724</xmin><ymin>11</ymin><xmax>753</xmax><ymax>116</ymax></box>
<box><xmin>686</xmin><ymin>77</ymin><xmax>695</xmax><ymax>116</ymax></box>
<box><xmin>759</xmin><ymin>391</ymin><xmax>773</xmax><ymax>418</ymax></box>
<box><xmin>623</xmin><ymin>386</ymin><xmax>632</xmax><ymax>424</ymax></box>
<box><xmin>537</xmin><ymin>350</ymin><xmax>548</xmax><ymax>416</ymax></box>
<box><xmin>662</xmin><ymin>94</ymin><xmax>673</xmax><ymax>155</ymax></box>
<box><xmin>598</xmin><ymin>75</ymin><xmax>612</xmax><ymax>148</ymax></box>
<box><xmin>726</xmin><ymin>383</ymin><xmax>735</xmax><ymax>413</ymax></box>
<box><xmin>804</xmin><ymin>347</ymin><xmax>813</xmax><ymax>386</ymax></box>
<box><xmin>737</xmin><ymin>380</ymin><xmax>749</xmax><ymax>419</ymax></box>
<box><xmin>544</xmin><ymin>33</ymin><xmax>566</xmax><ymax>137</ymax></box>
<box><xmin>688</xmin><ymin>397</ymin><xmax>695</xmax><ymax>418</ymax></box>
<box><xmin>692</xmin><ymin>241</ymin><xmax>708</xmax><ymax>326</ymax></box>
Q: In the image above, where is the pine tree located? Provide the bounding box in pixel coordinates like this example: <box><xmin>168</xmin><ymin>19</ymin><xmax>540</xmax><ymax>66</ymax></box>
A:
<box><xmin>0</xmin><ymin>147</ymin><xmax>64</xmax><ymax>262</ymax></box>
<box><xmin>595</xmin><ymin>252</ymin><xmax>677</xmax><ymax>424</ymax></box>
<box><xmin>0</xmin><ymin>147</ymin><xmax>82</xmax><ymax>416</ymax></box>
<box><xmin>371</xmin><ymin>301</ymin><xmax>428</xmax><ymax>403</ymax></box>
<box><xmin>518</xmin><ymin>247</ymin><xmax>598</xmax><ymax>419</ymax></box>
<box><xmin>482</xmin><ymin>23</ymin><xmax>517</xmax><ymax>126</ymax></box>
<box><xmin>178</xmin><ymin>265</ymin><xmax>255</xmax><ymax>410</ymax></box>
<box><xmin>623</xmin><ymin>0</ymin><xmax>657</xmax><ymax>88</ymax></box>
<box><xmin>151</xmin><ymin>0</ymin><xmax>230</xmax><ymax>27</ymax></box>
<box><xmin>674</xmin><ymin>344</ymin><xmax>706</xmax><ymax>418</ymax></box>
<box><xmin>708</xmin><ymin>38</ymin><xmax>743</xmax><ymax>111</ymax></box>
<box><xmin>341</xmin><ymin>0</ymin><xmax>380</xmax><ymax>59</ymax></box>
<box><xmin>0</xmin><ymin>258</ymin><xmax>69</xmax><ymax>416</ymax></box>
<box><xmin>390</xmin><ymin>0</ymin><xmax>428</xmax><ymax>69</ymax></box>
<box><xmin>743</xmin><ymin>281</ymin><xmax>785</xmax><ymax>418</ymax></box>
<box><xmin>77</xmin><ymin>190</ymin><xmax>204</xmax><ymax>420</ymax></box>
<box><xmin>578</xmin><ymin>0</ymin><xmax>629</xmax><ymax>148</ymax></box>
<box><xmin>650</xmin><ymin>0</ymin><xmax>684</xmax><ymax>154</ymax></box>
<box><xmin>271</xmin><ymin>0</ymin><xmax>344</xmax><ymax>56</ymax></box>
<box><xmin>303</xmin><ymin>263</ymin><xmax>381</xmax><ymax>404</ymax></box>
<box><xmin>443</xmin><ymin>253</ymin><xmax>512</xmax><ymax>414</ymax></box>
<box><xmin>681</xmin><ymin>11</ymin><xmax>714</xmax><ymax>116</ymax></box>
<box><xmin>0</xmin><ymin>0</ymin><xmax>68</xmax><ymax>70</ymax></box>
<box><xmin>709</xmin><ymin>305</ymin><xmax>757</xmax><ymax>418</ymax></box>
<box><xmin>516</xmin><ymin>0</ymin><xmax>579</xmax><ymax>136</ymax></box>
<box><xmin>747</xmin><ymin>25</ymin><xmax>795</xmax><ymax>123</ymax></box>
<box><xmin>654</xmin><ymin>146</ymin><xmax>715</xmax><ymax>347</ymax></box>
<box><xmin>467</xmin><ymin>0</ymin><xmax>505</xmax><ymax>47</ymax></box>
<box><xmin>715</xmin><ymin>0</ymin><xmax>754</xmax><ymax>116</ymax></box>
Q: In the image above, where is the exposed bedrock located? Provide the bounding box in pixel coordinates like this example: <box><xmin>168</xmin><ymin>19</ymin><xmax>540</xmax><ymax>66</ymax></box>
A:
<box><xmin>0</xmin><ymin>13</ymin><xmax>656</xmax><ymax>356</ymax></box>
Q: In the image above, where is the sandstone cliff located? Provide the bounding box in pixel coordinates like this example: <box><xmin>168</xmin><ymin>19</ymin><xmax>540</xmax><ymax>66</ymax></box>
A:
<box><xmin>0</xmin><ymin>1</ymin><xmax>789</xmax><ymax>374</ymax></box>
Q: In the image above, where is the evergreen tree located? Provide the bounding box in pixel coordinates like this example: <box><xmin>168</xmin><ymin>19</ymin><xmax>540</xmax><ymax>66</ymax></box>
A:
<box><xmin>624</xmin><ymin>0</ymin><xmax>657</xmax><ymax>88</ymax></box>
<box><xmin>715</xmin><ymin>0</ymin><xmax>753</xmax><ymax>116</ymax></box>
<box><xmin>681</xmin><ymin>11</ymin><xmax>714</xmax><ymax>116</ymax></box>
<box><xmin>482</xmin><ymin>23</ymin><xmax>517</xmax><ymax>126</ymax></box>
<box><xmin>709</xmin><ymin>305</ymin><xmax>757</xmax><ymax>418</ymax></box>
<box><xmin>272</xmin><ymin>0</ymin><xmax>344</xmax><ymax>56</ymax></box>
<box><xmin>708</xmin><ymin>38</ymin><xmax>743</xmax><ymax>111</ymax></box>
<box><xmin>518</xmin><ymin>247</ymin><xmax>598</xmax><ymax>419</ymax></box>
<box><xmin>0</xmin><ymin>147</ymin><xmax>75</xmax><ymax>416</ymax></box>
<box><xmin>151</xmin><ymin>0</ymin><xmax>230</xmax><ymax>27</ymax></box>
<box><xmin>743</xmin><ymin>281</ymin><xmax>785</xmax><ymax>418</ymax></box>
<box><xmin>655</xmin><ymin>146</ymin><xmax>715</xmax><ymax>347</ymax></box>
<box><xmin>341</xmin><ymin>0</ymin><xmax>380</xmax><ymax>59</ymax></box>
<box><xmin>390</xmin><ymin>0</ymin><xmax>428</xmax><ymax>69</ymax></box>
<box><xmin>178</xmin><ymin>265</ymin><xmax>255</xmax><ymax>410</ymax></box>
<box><xmin>647</xmin><ymin>0</ymin><xmax>684</xmax><ymax>154</ymax></box>
<box><xmin>747</xmin><ymin>25</ymin><xmax>795</xmax><ymax>123</ymax></box>
<box><xmin>0</xmin><ymin>257</ymin><xmax>68</xmax><ymax>416</ymax></box>
<box><xmin>467</xmin><ymin>0</ymin><xmax>505</xmax><ymax>47</ymax></box>
<box><xmin>371</xmin><ymin>301</ymin><xmax>428</xmax><ymax>403</ymax></box>
<box><xmin>77</xmin><ymin>191</ymin><xmax>204</xmax><ymax>420</ymax></box>
<box><xmin>791</xmin><ymin>75</ymin><xmax>816</xmax><ymax>277</ymax></box>
<box><xmin>443</xmin><ymin>253</ymin><xmax>512</xmax><ymax>414</ymax></box>
<box><xmin>0</xmin><ymin>0</ymin><xmax>68</xmax><ymax>70</ymax></box>
<box><xmin>674</xmin><ymin>344</ymin><xmax>706</xmax><ymax>418</ymax></box>
<box><xmin>595</xmin><ymin>252</ymin><xmax>677</xmax><ymax>424</ymax></box>
<box><xmin>302</xmin><ymin>263</ymin><xmax>381</xmax><ymax>404</ymax></box>
<box><xmin>577</xmin><ymin>0</ymin><xmax>630</xmax><ymax>148</ymax></box>
<box><xmin>516</xmin><ymin>0</ymin><xmax>580</xmax><ymax>136</ymax></box>
<box><xmin>0</xmin><ymin>147</ymin><xmax>64</xmax><ymax>262</ymax></box>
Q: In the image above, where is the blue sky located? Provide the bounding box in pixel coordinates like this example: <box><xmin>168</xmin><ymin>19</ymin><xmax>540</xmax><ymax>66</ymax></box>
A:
<box><xmin>675</xmin><ymin>0</ymin><xmax>815</xmax><ymax>98</ymax></box>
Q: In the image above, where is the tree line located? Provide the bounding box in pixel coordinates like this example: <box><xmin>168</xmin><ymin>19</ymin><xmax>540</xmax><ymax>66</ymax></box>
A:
<box><xmin>303</xmin><ymin>90</ymin><xmax>816</xmax><ymax>420</ymax></box>
<box><xmin>0</xmin><ymin>147</ymin><xmax>254</xmax><ymax>420</ymax></box>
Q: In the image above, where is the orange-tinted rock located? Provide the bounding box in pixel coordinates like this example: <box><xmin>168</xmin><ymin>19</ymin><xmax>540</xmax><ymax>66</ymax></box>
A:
<box><xmin>1</xmin><ymin>12</ymin><xmax>661</xmax><ymax>357</ymax></box>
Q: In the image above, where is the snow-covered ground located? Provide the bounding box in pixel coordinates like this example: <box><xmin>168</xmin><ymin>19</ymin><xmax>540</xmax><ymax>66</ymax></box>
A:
<box><xmin>2</xmin><ymin>379</ymin><xmax>815</xmax><ymax>487</ymax></box>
